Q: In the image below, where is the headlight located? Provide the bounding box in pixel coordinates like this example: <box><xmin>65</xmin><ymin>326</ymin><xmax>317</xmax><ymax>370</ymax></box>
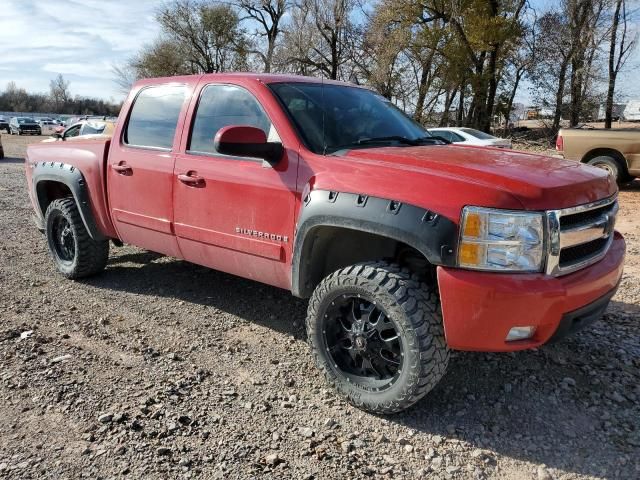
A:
<box><xmin>458</xmin><ymin>207</ymin><xmax>545</xmax><ymax>272</ymax></box>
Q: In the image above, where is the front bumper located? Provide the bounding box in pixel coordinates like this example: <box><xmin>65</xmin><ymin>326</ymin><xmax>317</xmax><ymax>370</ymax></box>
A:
<box><xmin>437</xmin><ymin>232</ymin><xmax>625</xmax><ymax>351</ymax></box>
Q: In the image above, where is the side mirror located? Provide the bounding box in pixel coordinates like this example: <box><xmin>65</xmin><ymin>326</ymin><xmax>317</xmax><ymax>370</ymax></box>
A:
<box><xmin>214</xmin><ymin>125</ymin><xmax>283</xmax><ymax>165</ymax></box>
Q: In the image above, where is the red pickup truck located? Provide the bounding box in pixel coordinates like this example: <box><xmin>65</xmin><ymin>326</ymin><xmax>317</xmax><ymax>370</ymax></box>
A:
<box><xmin>25</xmin><ymin>74</ymin><xmax>625</xmax><ymax>414</ymax></box>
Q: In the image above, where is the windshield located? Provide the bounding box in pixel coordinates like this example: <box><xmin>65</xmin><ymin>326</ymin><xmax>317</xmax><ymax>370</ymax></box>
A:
<box><xmin>269</xmin><ymin>82</ymin><xmax>432</xmax><ymax>154</ymax></box>
<box><xmin>459</xmin><ymin>128</ymin><xmax>496</xmax><ymax>140</ymax></box>
<box><xmin>18</xmin><ymin>118</ymin><xmax>35</xmax><ymax>124</ymax></box>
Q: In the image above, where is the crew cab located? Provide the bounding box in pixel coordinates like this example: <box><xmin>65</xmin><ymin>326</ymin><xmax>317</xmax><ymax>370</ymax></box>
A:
<box><xmin>25</xmin><ymin>74</ymin><xmax>625</xmax><ymax>414</ymax></box>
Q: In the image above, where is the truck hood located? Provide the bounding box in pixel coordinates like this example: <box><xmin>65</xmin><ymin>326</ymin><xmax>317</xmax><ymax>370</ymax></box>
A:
<box><xmin>341</xmin><ymin>144</ymin><xmax>617</xmax><ymax>211</ymax></box>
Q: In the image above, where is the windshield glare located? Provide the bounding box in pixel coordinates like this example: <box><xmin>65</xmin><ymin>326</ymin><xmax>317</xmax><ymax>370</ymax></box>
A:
<box><xmin>269</xmin><ymin>82</ymin><xmax>430</xmax><ymax>154</ymax></box>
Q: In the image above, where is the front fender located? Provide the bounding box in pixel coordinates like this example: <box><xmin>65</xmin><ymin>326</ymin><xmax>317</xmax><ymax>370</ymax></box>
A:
<box><xmin>292</xmin><ymin>189</ymin><xmax>459</xmax><ymax>297</ymax></box>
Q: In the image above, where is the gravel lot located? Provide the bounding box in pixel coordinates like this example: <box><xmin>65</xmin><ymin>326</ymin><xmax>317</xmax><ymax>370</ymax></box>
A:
<box><xmin>0</xmin><ymin>133</ymin><xmax>638</xmax><ymax>479</ymax></box>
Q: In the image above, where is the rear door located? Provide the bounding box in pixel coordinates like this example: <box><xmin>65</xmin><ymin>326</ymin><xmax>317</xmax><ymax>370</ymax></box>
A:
<box><xmin>172</xmin><ymin>80</ymin><xmax>299</xmax><ymax>289</ymax></box>
<box><xmin>107</xmin><ymin>83</ymin><xmax>191</xmax><ymax>257</ymax></box>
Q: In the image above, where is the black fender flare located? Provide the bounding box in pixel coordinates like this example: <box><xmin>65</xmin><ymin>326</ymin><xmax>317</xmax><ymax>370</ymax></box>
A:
<box><xmin>291</xmin><ymin>190</ymin><xmax>458</xmax><ymax>297</ymax></box>
<box><xmin>31</xmin><ymin>161</ymin><xmax>106</xmax><ymax>241</ymax></box>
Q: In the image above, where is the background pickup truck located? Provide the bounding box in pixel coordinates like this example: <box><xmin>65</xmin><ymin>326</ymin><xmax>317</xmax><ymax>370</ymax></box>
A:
<box><xmin>556</xmin><ymin>127</ymin><xmax>640</xmax><ymax>184</ymax></box>
<box><xmin>25</xmin><ymin>73</ymin><xmax>625</xmax><ymax>414</ymax></box>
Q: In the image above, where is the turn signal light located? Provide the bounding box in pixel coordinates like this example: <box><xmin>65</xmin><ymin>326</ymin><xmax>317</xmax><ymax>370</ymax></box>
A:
<box><xmin>462</xmin><ymin>212</ymin><xmax>482</xmax><ymax>238</ymax></box>
<box><xmin>459</xmin><ymin>243</ymin><xmax>482</xmax><ymax>266</ymax></box>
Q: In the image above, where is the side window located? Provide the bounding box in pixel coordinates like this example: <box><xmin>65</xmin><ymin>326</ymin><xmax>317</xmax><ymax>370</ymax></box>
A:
<box><xmin>189</xmin><ymin>84</ymin><xmax>272</xmax><ymax>155</ymax></box>
<box><xmin>450</xmin><ymin>132</ymin><xmax>465</xmax><ymax>142</ymax></box>
<box><xmin>125</xmin><ymin>85</ymin><xmax>187</xmax><ymax>150</ymax></box>
<box><xmin>65</xmin><ymin>125</ymin><xmax>81</xmax><ymax>138</ymax></box>
<box><xmin>434</xmin><ymin>130</ymin><xmax>452</xmax><ymax>142</ymax></box>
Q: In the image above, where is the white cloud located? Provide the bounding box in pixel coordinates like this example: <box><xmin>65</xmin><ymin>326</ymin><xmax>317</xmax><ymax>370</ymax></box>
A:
<box><xmin>0</xmin><ymin>0</ymin><xmax>161</xmax><ymax>101</ymax></box>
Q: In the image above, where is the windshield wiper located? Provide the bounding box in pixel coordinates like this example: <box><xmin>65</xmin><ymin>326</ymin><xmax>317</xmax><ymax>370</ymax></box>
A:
<box><xmin>327</xmin><ymin>135</ymin><xmax>447</xmax><ymax>154</ymax></box>
<box><xmin>357</xmin><ymin>135</ymin><xmax>422</xmax><ymax>146</ymax></box>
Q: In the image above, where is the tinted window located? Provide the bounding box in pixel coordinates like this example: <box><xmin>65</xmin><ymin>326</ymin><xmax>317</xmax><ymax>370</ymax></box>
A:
<box><xmin>125</xmin><ymin>85</ymin><xmax>186</xmax><ymax>149</ymax></box>
<box><xmin>269</xmin><ymin>82</ymin><xmax>430</xmax><ymax>154</ymax></box>
<box><xmin>189</xmin><ymin>84</ymin><xmax>272</xmax><ymax>155</ymax></box>
<box><xmin>450</xmin><ymin>132</ymin><xmax>465</xmax><ymax>142</ymax></box>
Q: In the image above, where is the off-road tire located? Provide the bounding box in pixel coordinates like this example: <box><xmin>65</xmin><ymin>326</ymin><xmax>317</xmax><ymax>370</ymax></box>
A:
<box><xmin>45</xmin><ymin>198</ymin><xmax>109</xmax><ymax>279</ymax></box>
<box><xmin>307</xmin><ymin>261</ymin><xmax>449</xmax><ymax>414</ymax></box>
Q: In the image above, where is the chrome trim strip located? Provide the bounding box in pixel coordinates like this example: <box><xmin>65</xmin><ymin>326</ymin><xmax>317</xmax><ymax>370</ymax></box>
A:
<box><xmin>561</xmin><ymin>214</ymin><xmax>610</xmax><ymax>248</ymax></box>
<box><xmin>546</xmin><ymin>210</ymin><xmax>561</xmax><ymax>275</ymax></box>
<box><xmin>556</xmin><ymin>195</ymin><xmax>617</xmax><ymax>215</ymax></box>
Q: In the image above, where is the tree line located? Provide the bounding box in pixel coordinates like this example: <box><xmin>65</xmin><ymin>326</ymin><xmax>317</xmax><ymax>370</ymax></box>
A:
<box><xmin>0</xmin><ymin>75</ymin><xmax>120</xmax><ymax>117</ymax></box>
<box><xmin>114</xmin><ymin>0</ymin><xmax>637</xmax><ymax>136</ymax></box>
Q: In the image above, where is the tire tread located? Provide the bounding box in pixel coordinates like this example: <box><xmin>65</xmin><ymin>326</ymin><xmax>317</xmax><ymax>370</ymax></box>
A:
<box><xmin>307</xmin><ymin>260</ymin><xmax>450</xmax><ymax>414</ymax></box>
<box><xmin>45</xmin><ymin>198</ymin><xmax>108</xmax><ymax>279</ymax></box>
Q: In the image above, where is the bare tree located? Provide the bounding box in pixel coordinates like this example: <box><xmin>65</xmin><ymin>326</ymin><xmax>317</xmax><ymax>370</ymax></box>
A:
<box><xmin>284</xmin><ymin>0</ymin><xmax>354</xmax><ymax>79</ymax></box>
<box><xmin>49</xmin><ymin>74</ymin><xmax>71</xmax><ymax>112</ymax></box>
<box><xmin>566</xmin><ymin>0</ymin><xmax>607</xmax><ymax>127</ymax></box>
<box><xmin>237</xmin><ymin>0</ymin><xmax>288</xmax><ymax>72</ymax></box>
<box><xmin>605</xmin><ymin>0</ymin><xmax>637</xmax><ymax>128</ymax></box>
<box><xmin>112</xmin><ymin>63</ymin><xmax>139</xmax><ymax>95</ymax></box>
<box><xmin>157</xmin><ymin>0</ymin><xmax>248</xmax><ymax>73</ymax></box>
<box><xmin>531</xmin><ymin>11</ymin><xmax>574</xmax><ymax>133</ymax></box>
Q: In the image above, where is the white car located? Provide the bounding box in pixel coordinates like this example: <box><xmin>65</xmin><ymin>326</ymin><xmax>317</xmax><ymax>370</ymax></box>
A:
<box><xmin>428</xmin><ymin>127</ymin><xmax>512</xmax><ymax>149</ymax></box>
<box><xmin>39</xmin><ymin>121</ymin><xmax>58</xmax><ymax>136</ymax></box>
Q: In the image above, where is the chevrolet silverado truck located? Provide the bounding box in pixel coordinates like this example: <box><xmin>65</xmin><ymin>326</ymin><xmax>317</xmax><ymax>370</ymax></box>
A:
<box><xmin>25</xmin><ymin>74</ymin><xmax>625</xmax><ymax>414</ymax></box>
<box><xmin>556</xmin><ymin>127</ymin><xmax>640</xmax><ymax>184</ymax></box>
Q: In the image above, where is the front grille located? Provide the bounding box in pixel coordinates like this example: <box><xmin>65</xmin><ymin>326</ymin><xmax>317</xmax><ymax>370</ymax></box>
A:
<box><xmin>559</xmin><ymin>237</ymin><xmax>609</xmax><ymax>266</ymax></box>
<box><xmin>560</xmin><ymin>204</ymin><xmax>612</xmax><ymax>229</ymax></box>
<box><xmin>546</xmin><ymin>197</ymin><xmax>618</xmax><ymax>276</ymax></box>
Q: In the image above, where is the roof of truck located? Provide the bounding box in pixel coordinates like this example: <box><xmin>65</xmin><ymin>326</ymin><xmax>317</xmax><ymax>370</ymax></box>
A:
<box><xmin>133</xmin><ymin>73</ymin><xmax>362</xmax><ymax>89</ymax></box>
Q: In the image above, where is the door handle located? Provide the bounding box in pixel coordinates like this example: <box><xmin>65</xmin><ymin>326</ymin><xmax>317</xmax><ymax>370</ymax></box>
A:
<box><xmin>112</xmin><ymin>163</ymin><xmax>132</xmax><ymax>175</ymax></box>
<box><xmin>178</xmin><ymin>172</ymin><xmax>205</xmax><ymax>187</ymax></box>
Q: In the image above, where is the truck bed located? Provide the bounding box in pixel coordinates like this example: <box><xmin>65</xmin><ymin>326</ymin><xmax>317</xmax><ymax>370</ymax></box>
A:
<box><xmin>26</xmin><ymin>138</ymin><xmax>118</xmax><ymax>238</ymax></box>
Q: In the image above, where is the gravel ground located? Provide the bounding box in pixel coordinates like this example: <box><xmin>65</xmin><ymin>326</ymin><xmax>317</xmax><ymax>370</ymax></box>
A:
<box><xmin>0</xmin><ymin>133</ymin><xmax>638</xmax><ymax>479</ymax></box>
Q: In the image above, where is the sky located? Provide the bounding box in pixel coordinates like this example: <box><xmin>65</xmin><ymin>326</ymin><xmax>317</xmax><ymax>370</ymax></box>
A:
<box><xmin>0</xmin><ymin>0</ymin><xmax>639</xmax><ymax>105</ymax></box>
<box><xmin>0</xmin><ymin>0</ymin><xmax>162</xmax><ymax>102</ymax></box>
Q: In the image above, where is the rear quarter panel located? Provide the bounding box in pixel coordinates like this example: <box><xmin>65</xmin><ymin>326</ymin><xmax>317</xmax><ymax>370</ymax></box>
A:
<box><xmin>26</xmin><ymin>139</ymin><xmax>118</xmax><ymax>238</ymax></box>
<box><xmin>561</xmin><ymin>129</ymin><xmax>640</xmax><ymax>173</ymax></box>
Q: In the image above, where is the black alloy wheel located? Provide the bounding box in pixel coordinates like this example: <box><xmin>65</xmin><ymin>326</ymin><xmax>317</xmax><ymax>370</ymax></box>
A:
<box><xmin>44</xmin><ymin>198</ymin><xmax>109</xmax><ymax>279</ymax></box>
<box><xmin>307</xmin><ymin>261</ymin><xmax>450</xmax><ymax>414</ymax></box>
<box><xmin>50</xmin><ymin>214</ymin><xmax>76</xmax><ymax>264</ymax></box>
<box><xmin>322</xmin><ymin>294</ymin><xmax>403</xmax><ymax>391</ymax></box>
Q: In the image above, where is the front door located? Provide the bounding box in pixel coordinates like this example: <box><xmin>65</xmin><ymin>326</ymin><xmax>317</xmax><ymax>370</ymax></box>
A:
<box><xmin>107</xmin><ymin>83</ymin><xmax>190</xmax><ymax>257</ymax></box>
<box><xmin>173</xmin><ymin>82</ymin><xmax>298</xmax><ymax>289</ymax></box>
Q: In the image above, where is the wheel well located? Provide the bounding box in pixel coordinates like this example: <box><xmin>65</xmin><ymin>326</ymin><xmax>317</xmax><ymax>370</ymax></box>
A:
<box><xmin>582</xmin><ymin>148</ymin><xmax>628</xmax><ymax>173</ymax></box>
<box><xmin>297</xmin><ymin>226</ymin><xmax>436</xmax><ymax>298</ymax></box>
<box><xmin>36</xmin><ymin>180</ymin><xmax>73</xmax><ymax>215</ymax></box>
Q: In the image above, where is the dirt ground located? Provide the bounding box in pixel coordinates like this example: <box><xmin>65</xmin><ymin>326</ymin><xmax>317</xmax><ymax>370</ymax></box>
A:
<box><xmin>0</xmin><ymin>133</ymin><xmax>638</xmax><ymax>479</ymax></box>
